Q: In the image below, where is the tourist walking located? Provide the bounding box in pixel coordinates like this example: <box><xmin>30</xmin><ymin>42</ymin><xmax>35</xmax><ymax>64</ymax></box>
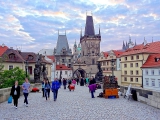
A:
<box><xmin>22</xmin><ymin>78</ymin><xmax>30</xmax><ymax>107</ymax></box>
<box><xmin>86</xmin><ymin>77</ymin><xmax>89</xmax><ymax>86</ymax></box>
<box><xmin>76</xmin><ymin>78</ymin><xmax>79</xmax><ymax>85</ymax></box>
<box><xmin>63</xmin><ymin>78</ymin><xmax>67</xmax><ymax>89</ymax></box>
<box><xmin>51</xmin><ymin>78</ymin><xmax>60</xmax><ymax>101</ymax></box>
<box><xmin>41</xmin><ymin>80</ymin><xmax>45</xmax><ymax>97</ymax></box>
<box><xmin>10</xmin><ymin>81</ymin><xmax>20</xmax><ymax>109</ymax></box>
<box><xmin>58</xmin><ymin>79</ymin><xmax>62</xmax><ymax>88</ymax></box>
<box><xmin>44</xmin><ymin>80</ymin><xmax>51</xmax><ymax>100</ymax></box>
<box><xmin>88</xmin><ymin>84</ymin><xmax>97</xmax><ymax>98</ymax></box>
<box><xmin>92</xmin><ymin>76</ymin><xmax>96</xmax><ymax>84</ymax></box>
<box><xmin>80</xmin><ymin>77</ymin><xmax>84</xmax><ymax>86</ymax></box>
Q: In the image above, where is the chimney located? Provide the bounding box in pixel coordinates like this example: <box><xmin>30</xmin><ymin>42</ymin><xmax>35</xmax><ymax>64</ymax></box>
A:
<box><xmin>2</xmin><ymin>43</ymin><xmax>5</xmax><ymax>47</ymax></box>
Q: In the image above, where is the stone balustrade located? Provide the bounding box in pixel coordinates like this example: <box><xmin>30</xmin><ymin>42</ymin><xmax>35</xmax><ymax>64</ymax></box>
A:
<box><xmin>120</xmin><ymin>86</ymin><xmax>160</xmax><ymax>109</ymax></box>
<box><xmin>0</xmin><ymin>83</ymin><xmax>41</xmax><ymax>103</ymax></box>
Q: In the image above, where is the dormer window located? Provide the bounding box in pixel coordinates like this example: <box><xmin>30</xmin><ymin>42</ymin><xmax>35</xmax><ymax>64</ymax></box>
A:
<box><xmin>28</xmin><ymin>55</ymin><xmax>33</xmax><ymax>60</ymax></box>
<box><xmin>9</xmin><ymin>53</ymin><xmax>15</xmax><ymax>60</ymax></box>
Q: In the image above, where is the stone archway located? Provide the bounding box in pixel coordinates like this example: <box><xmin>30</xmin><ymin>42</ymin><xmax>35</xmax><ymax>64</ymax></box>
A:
<box><xmin>73</xmin><ymin>68</ymin><xmax>86</xmax><ymax>78</ymax></box>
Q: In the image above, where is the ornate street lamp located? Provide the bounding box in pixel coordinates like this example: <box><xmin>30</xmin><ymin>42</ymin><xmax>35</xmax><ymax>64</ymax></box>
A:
<box><xmin>25</xmin><ymin>60</ymin><xmax>28</xmax><ymax>77</ymax></box>
<box><xmin>110</xmin><ymin>59</ymin><xmax>115</xmax><ymax>83</ymax></box>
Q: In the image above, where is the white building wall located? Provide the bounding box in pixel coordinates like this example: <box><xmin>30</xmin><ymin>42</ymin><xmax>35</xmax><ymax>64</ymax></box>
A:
<box><xmin>116</xmin><ymin>58</ymin><xmax>121</xmax><ymax>70</ymax></box>
<box><xmin>55</xmin><ymin>70</ymin><xmax>73</xmax><ymax>79</ymax></box>
<box><xmin>38</xmin><ymin>49</ymin><xmax>54</xmax><ymax>55</ymax></box>
<box><xmin>142</xmin><ymin>68</ymin><xmax>160</xmax><ymax>91</ymax></box>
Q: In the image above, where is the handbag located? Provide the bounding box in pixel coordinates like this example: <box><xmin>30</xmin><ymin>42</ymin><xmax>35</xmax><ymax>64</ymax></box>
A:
<box><xmin>8</xmin><ymin>96</ymin><xmax>12</xmax><ymax>104</ymax></box>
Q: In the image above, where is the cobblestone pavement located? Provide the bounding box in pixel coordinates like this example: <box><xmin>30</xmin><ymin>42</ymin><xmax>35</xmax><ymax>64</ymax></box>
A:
<box><xmin>0</xmin><ymin>85</ymin><xmax>160</xmax><ymax>120</ymax></box>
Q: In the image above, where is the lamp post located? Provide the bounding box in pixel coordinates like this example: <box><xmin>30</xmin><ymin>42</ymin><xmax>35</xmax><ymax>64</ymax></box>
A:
<box><xmin>25</xmin><ymin>60</ymin><xmax>28</xmax><ymax>77</ymax></box>
<box><xmin>110</xmin><ymin>59</ymin><xmax>115</xmax><ymax>83</ymax></box>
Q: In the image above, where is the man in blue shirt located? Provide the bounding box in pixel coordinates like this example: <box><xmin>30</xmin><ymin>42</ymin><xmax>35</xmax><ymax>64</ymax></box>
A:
<box><xmin>51</xmin><ymin>78</ymin><xmax>60</xmax><ymax>101</ymax></box>
<box><xmin>22</xmin><ymin>78</ymin><xmax>30</xmax><ymax>107</ymax></box>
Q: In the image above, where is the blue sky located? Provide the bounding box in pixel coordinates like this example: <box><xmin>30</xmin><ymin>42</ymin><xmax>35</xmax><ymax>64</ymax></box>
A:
<box><xmin>0</xmin><ymin>0</ymin><xmax>160</xmax><ymax>52</ymax></box>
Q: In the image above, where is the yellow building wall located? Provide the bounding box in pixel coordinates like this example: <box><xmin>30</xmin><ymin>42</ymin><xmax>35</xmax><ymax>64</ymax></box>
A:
<box><xmin>121</xmin><ymin>53</ymin><xmax>149</xmax><ymax>87</ymax></box>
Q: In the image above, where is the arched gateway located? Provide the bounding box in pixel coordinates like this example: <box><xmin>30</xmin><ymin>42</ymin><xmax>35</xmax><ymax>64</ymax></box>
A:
<box><xmin>73</xmin><ymin>68</ymin><xmax>86</xmax><ymax>78</ymax></box>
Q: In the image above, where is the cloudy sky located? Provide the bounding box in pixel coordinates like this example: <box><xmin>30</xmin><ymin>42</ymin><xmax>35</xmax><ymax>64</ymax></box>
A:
<box><xmin>0</xmin><ymin>0</ymin><xmax>160</xmax><ymax>53</ymax></box>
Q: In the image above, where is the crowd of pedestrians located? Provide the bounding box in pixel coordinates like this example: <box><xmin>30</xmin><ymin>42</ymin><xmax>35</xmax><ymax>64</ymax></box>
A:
<box><xmin>9</xmin><ymin>76</ymin><xmax>99</xmax><ymax>109</ymax></box>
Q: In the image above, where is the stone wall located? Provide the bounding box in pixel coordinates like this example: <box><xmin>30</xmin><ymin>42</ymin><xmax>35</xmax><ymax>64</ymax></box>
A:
<box><xmin>0</xmin><ymin>83</ymin><xmax>41</xmax><ymax>103</ymax></box>
<box><xmin>120</xmin><ymin>86</ymin><xmax>160</xmax><ymax>109</ymax></box>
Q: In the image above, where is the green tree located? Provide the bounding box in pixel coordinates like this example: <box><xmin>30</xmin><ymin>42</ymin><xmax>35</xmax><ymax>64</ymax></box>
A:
<box><xmin>0</xmin><ymin>67</ymin><xmax>29</xmax><ymax>89</ymax></box>
<box><xmin>0</xmin><ymin>57</ymin><xmax>4</xmax><ymax>86</ymax></box>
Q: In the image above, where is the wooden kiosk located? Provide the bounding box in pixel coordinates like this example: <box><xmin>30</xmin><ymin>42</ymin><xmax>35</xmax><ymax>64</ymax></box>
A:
<box><xmin>103</xmin><ymin>76</ymin><xmax>119</xmax><ymax>98</ymax></box>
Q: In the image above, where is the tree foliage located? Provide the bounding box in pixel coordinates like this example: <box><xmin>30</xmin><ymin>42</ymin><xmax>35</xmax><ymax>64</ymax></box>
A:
<box><xmin>0</xmin><ymin>58</ymin><xmax>4</xmax><ymax>86</ymax></box>
<box><xmin>0</xmin><ymin>67</ymin><xmax>29</xmax><ymax>89</ymax></box>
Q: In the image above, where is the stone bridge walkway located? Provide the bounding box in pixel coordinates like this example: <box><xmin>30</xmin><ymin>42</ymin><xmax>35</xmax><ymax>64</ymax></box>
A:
<box><xmin>0</xmin><ymin>85</ymin><xmax>160</xmax><ymax>120</ymax></box>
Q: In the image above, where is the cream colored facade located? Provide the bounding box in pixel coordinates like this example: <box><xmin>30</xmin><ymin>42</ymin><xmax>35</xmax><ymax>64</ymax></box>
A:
<box><xmin>2</xmin><ymin>62</ymin><xmax>52</xmax><ymax>81</ymax></box>
<box><xmin>98</xmin><ymin>51</ymin><xmax>117</xmax><ymax>76</ymax></box>
<box><xmin>121</xmin><ymin>53</ymin><xmax>149</xmax><ymax>87</ymax></box>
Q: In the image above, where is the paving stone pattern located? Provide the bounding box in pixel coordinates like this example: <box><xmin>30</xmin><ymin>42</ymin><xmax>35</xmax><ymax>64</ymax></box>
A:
<box><xmin>0</xmin><ymin>85</ymin><xmax>160</xmax><ymax>120</ymax></box>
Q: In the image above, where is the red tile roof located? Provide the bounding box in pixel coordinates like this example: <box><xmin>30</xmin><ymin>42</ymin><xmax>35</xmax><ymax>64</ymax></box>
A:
<box><xmin>0</xmin><ymin>45</ymin><xmax>8</xmax><ymax>57</ymax></box>
<box><xmin>47</xmin><ymin>55</ymin><xmax>55</xmax><ymax>62</ymax></box>
<box><xmin>121</xmin><ymin>41</ymin><xmax>160</xmax><ymax>56</ymax></box>
<box><xmin>102</xmin><ymin>52</ymin><xmax>108</xmax><ymax>58</ymax></box>
<box><xmin>56</xmin><ymin>64</ymin><xmax>72</xmax><ymax>70</ymax></box>
<box><xmin>113</xmin><ymin>50</ymin><xmax>124</xmax><ymax>57</ymax></box>
<box><xmin>141</xmin><ymin>54</ymin><xmax>160</xmax><ymax>68</ymax></box>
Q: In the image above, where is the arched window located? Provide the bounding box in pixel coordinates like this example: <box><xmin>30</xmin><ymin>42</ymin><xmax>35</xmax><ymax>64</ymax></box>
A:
<box><xmin>9</xmin><ymin>53</ymin><xmax>15</xmax><ymax>60</ymax></box>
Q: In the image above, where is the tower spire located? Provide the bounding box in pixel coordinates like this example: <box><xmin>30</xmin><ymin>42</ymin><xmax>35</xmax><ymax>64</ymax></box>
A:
<box><xmin>135</xmin><ymin>39</ymin><xmax>137</xmax><ymax>46</ymax></box>
<box><xmin>99</xmin><ymin>24</ymin><xmax>101</xmax><ymax>35</ymax></box>
<box><xmin>84</xmin><ymin>14</ymin><xmax>95</xmax><ymax>35</ymax></box>
<box><xmin>80</xmin><ymin>27</ymin><xmax>82</xmax><ymax>38</ymax></box>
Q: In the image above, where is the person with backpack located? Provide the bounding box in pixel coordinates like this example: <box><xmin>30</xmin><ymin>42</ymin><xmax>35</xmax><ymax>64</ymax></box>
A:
<box><xmin>44</xmin><ymin>80</ymin><xmax>51</xmax><ymax>100</ymax></box>
<box><xmin>10</xmin><ymin>81</ymin><xmax>20</xmax><ymax>109</ymax></box>
<box><xmin>51</xmin><ymin>78</ymin><xmax>60</xmax><ymax>101</ymax></box>
<box><xmin>41</xmin><ymin>80</ymin><xmax>45</xmax><ymax>97</ymax></box>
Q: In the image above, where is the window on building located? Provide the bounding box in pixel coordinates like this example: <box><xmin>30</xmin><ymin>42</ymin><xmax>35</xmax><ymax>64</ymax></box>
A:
<box><xmin>130</xmin><ymin>71</ymin><xmax>133</xmax><ymax>75</ymax></box>
<box><xmin>119</xmin><ymin>59</ymin><xmax>121</xmax><ymax>61</ymax></box>
<box><xmin>9</xmin><ymin>53</ymin><xmax>15</xmax><ymax>60</ymax></box>
<box><xmin>106</xmin><ymin>68</ymin><xmax>108</xmax><ymax>71</ymax></box>
<box><xmin>136</xmin><ymin>78</ymin><xmax>138</xmax><ymax>82</ymax></box>
<box><xmin>130</xmin><ymin>63</ymin><xmax>133</xmax><ymax>67</ymax></box>
<box><xmin>135</xmin><ymin>63</ymin><xmax>139</xmax><ymax>67</ymax></box>
<box><xmin>158</xmin><ymin>79</ymin><xmax>160</xmax><ymax>87</ymax></box>
<box><xmin>131</xmin><ymin>56</ymin><xmax>134</xmax><ymax>60</ymax></box>
<box><xmin>103</xmin><ymin>68</ymin><xmax>105</xmax><ymax>71</ymax></box>
<box><xmin>65</xmin><ymin>71</ymin><xmax>67</xmax><ymax>75</ymax></box>
<box><xmin>130</xmin><ymin>78</ymin><xmax>133</xmax><ymax>82</ymax></box>
<box><xmin>9</xmin><ymin>65</ymin><xmax>13</xmax><ymax>70</ymax></box>
<box><xmin>136</xmin><ymin>70</ymin><xmax>139</xmax><ymax>75</ymax></box>
<box><xmin>103</xmin><ymin>62</ymin><xmax>106</xmax><ymax>66</ymax></box>
<box><xmin>92</xmin><ymin>59</ymin><xmax>95</xmax><ymax>65</ymax></box>
<box><xmin>145</xmin><ymin>70</ymin><xmax>148</xmax><ymax>75</ymax></box>
<box><xmin>28</xmin><ymin>66</ymin><xmax>32</xmax><ymax>75</ymax></box>
<box><xmin>68</xmin><ymin>64</ymin><xmax>71</xmax><ymax>68</ymax></box>
<box><xmin>125</xmin><ymin>71</ymin><xmax>127</xmax><ymax>75</ymax></box>
<box><xmin>124</xmin><ymin>64</ymin><xmax>127</xmax><ymax>68</ymax></box>
<box><xmin>124</xmin><ymin>77</ymin><xmax>127</xmax><ymax>81</ymax></box>
<box><xmin>151</xmin><ymin>70</ymin><xmax>154</xmax><ymax>75</ymax></box>
<box><xmin>125</xmin><ymin>57</ymin><xmax>127</xmax><ymax>61</ymax></box>
<box><xmin>68</xmin><ymin>59</ymin><xmax>71</xmax><ymax>62</ymax></box>
<box><xmin>136</xmin><ymin>55</ymin><xmax>139</xmax><ymax>59</ymax></box>
<box><xmin>107</xmin><ymin>62</ymin><xmax>109</xmax><ymax>65</ymax></box>
<box><xmin>145</xmin><ymin>78</ymin><xmax>149</xmax><ymax>86</ymax></box>
<box><xmin>151</xmin><ymin>79</ymin><xmax>155</xmax><ymax>86</ymax></box>
<box><xmin>28</xmin><ymin>55</ymin><xmax>33</xmax><ymax>60</ymax></box>
<box><xmin>62</xmin><ymin>59</ymin><xmax>64</xmax><ymax>63</ymax></box>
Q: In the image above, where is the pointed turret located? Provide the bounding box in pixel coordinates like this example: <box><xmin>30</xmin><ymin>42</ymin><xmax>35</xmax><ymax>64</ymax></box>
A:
<box><xmin>99</xmin><ymin>24</ymin><xmax>101</xmax><ymax>35</ymax></box>
<box><xmin>84</xmin><ymin>15</ymin><xmax>95</xmax><ymax>36</ymax></box>
<box><xmin>80</xmin><ymin>28</ymin><xmax>82</xmax><ymax>38</ymax></box>
<box><xmin>74</xmin><ymin>40</ymin><xmax>77</xmax><ymax>48</ymax></box>
<box><xmin>126</xmin><ymin>41</ymin><xmax>128</xmax><ymax>49</ymax></box>
<box><xmin>135</xmin><ymin>39</ymin><xmax>137</xmax><ymax>46</ymax></box>
<box><xmin>122</xmin><ymin>41</ymin><xmax>126</xmax><ymax>50</ymax></box>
